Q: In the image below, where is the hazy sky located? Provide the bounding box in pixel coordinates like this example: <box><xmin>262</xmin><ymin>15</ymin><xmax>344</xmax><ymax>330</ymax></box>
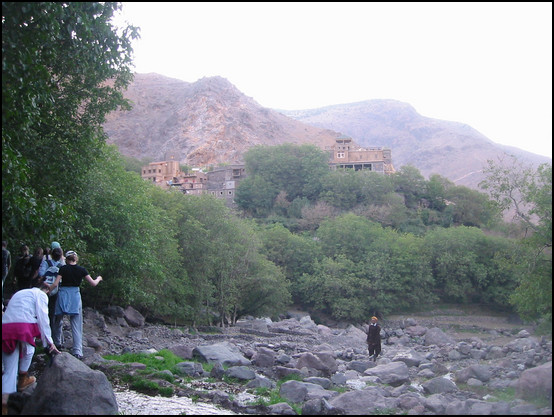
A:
<box><xmin>113</xmin><ymin>2</ymin><xmax>552</xmax><ymax>158</ymax></box>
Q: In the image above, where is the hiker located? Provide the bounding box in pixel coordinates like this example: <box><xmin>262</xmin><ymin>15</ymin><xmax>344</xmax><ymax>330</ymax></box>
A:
<box><xmin>366</xmin><ymin>315</ymin><xmax>382</xmax><ymax>362</ymax></box>
<box><xmin>13</xmin><ymin>245</ymin><xmax>32</xmax><ymax>291</ymax></box>
<box><xmin>2</xmin><ymin>281</ymin><xmax>60</xmax><ymax>415</ymax></box>
<box><xmin>38</xmin><ymin>247</ymin><xmax>64</xmax><ymax>337</ymax></box>
<box><xmin>28</xmin><ymin>247</ymin><xmax>44</xmax><ymax>288</ymax></box>
<box><xmin>48</xmin><ymin>250</ymin><xmax>102</xmax><ymax>359</ymax></box>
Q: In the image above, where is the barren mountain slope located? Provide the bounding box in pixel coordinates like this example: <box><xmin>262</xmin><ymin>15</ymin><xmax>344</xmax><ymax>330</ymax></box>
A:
<box><xmin>103</xmin><ymin>73</ymin><xmax>339</xmax><ymax>167</ymax></box>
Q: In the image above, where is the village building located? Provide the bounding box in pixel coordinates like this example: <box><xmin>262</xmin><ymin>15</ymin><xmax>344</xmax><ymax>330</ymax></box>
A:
<box><xmin>140</xmin><ymin>136</ymin><xmax>394</xmax><ymax>207</ymax></box>
<box><xmin>326</xmin><ymin>135</ymin><xmax>395</xmax><ymax>174</ymax></box>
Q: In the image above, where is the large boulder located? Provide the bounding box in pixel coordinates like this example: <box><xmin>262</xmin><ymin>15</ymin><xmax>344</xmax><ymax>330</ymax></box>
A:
<box><xmin>22</xmin><ymin>352</ymin><xmax>118</xmax><ymax>415</ymax></box>
<box><xmin>424</xmin><ymin>327</ymin><xmax>456</xmax><ymax>346</ymax></box>
<box><xmin>516</xmin><ymin>361</ymin><xmax>552</xmax><ymax>401</ymax></box>
<box><xmin>123</xmin><ymin>305</ymin><xmax>145</xmax><ymax>327</ymax></box>
<box><xmin>193</xmin><ymin>341</ymin><xmax>251</xmax><ymax>366</ymax></box>
<box><xmin>363</xmin><ymin>361</ymin><xmax>410</xmax><ymax>386</ymax></box>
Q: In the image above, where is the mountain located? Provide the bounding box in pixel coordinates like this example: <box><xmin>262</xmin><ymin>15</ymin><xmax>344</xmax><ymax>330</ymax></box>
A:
<box><xmin>103</xmin><ymin>73</ymin><xmax>551</xmax><ymax>190</ymax></box>
<box><xmin>103</xmin><ymin>73</ymin><xmax>339</xmax><ymax>167</ymax></box>
<box><xmin>279</xmin><ymin>101</ymin><xmax>551</xmax><ymax>190</ymax></box>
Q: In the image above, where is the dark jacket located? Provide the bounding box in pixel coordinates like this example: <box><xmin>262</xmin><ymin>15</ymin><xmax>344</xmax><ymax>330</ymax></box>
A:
<box><xmin>367</xmin><ymin>323</ymin><xmax>381</xmax><ymax>345</ymax></box>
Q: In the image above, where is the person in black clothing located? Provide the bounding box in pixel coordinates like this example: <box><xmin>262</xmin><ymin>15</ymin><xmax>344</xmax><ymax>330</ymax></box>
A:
<box><xmin>366</xmin><ymin>315</ymin><xmax>382</xmax><ymax>362</ymax></box>
<box><xmin>28</xmin><ymin>247</ymin><xmax>44</xmax><ymax>287</ymax></box>
<box><xmin>48</xmin><ymin>250</ymin><xmax>102</xmax><ymax>359</ymax></box>
<box><xmin>13</xmin><ymin>245</ymin><xmax>31</xmax><ymax>291</ymax></box>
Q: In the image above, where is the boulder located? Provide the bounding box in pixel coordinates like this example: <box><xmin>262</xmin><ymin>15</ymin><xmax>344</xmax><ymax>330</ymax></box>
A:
<box><xmin>123</xmin><ymin>305</ymin><xmax>145</xmax><ymax>327</ymax></box>
<box><xmin>364</xmin><ymin>361</ymin><xmax>410</xmax><ymax>387</ymax></box>
<box><xmin>193</xmin><ymin>341</ymin><xmax>251</xmax><ymax>366</ymax></box>
<box><xmin>424</xmin><ymin>327</ymin><xmax>455</xmax><ymax>346</ymax></box>
<box><xmin>516</xmin><ymin>361</ymin><xmax>552</xmax><ymax>401</ymax></box>
<box><xmin>21</xmin><ymin>352</ymin><xmax>118</xmax><ymax>415</ymax></box>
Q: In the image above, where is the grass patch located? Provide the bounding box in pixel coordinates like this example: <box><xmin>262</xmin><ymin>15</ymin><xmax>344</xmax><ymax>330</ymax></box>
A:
<box><xmin>103</xmin><ymin>349</ymin><xmax>185</xmax><ymax>374</ymax></box>
<box><xmin>128</xmin><ymin>376</ymin><xmax>174</xmax><ymax>397</ymax></box>
<box><xmin>247</xmin><ymin>374</ymin><xmax>305</xmax><ymax>413</ymax></box>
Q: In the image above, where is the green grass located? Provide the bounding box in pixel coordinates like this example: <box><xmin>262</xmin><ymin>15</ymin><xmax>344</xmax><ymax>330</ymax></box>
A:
<box><xmin>103</xmin><ymin>349</ymin><xmax>185</xmax><ymax>374</ymax></box>
<box><xmin>246</xmin><ymin>374</ymin><xmax>305</xmax><ymax>414</ymax></box>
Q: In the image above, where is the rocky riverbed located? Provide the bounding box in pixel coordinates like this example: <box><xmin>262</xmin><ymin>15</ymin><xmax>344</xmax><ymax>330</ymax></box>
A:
<box><xmin>13</xmin><ymin>305</ymin><xmax>553</xmax><ymax>415</ymax></box>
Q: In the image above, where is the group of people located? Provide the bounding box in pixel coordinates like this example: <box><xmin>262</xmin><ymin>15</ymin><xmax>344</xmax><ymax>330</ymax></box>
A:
<box><xmin>2</xmin><ymin>240</ymin><xmax>103</xmax><ymax>415</ymax></box>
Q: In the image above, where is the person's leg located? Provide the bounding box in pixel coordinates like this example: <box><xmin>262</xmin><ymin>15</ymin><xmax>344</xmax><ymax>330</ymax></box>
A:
<box><xmin>17</xmin><ymin>342</ymin><xmax>36</xmax><ymax>391</ymax></box>
<box><xmin>53</xmin><ymin>314</ymin><xmax>64</xmax><ymax>347</ymax></box>
<box><xmin>372</xmin><ymin>343</ymin><xmax>381</xmax><ymax>362</ymax></box>
<box><xmin>70</xmin><ymin>302</ymin><xmax>83</xmax><ymax>357</ymax></box>
<box><xmin>2</xmin><ymin>346</ymin><xmax>19</xmax><ymax>395</ymax></box>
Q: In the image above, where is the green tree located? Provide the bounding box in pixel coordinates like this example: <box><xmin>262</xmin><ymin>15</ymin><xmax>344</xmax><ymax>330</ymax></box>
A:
<box><xmin>2</xmin><ymin>2</ymin><xmax>138</xmax><ymax>246</ymax></box>
<box><xmin>258</xmin><ymin>223</ymin><xmax>322</xmax><ymax>302</ymax></box>
<box><xmin>236</xmin><ymin>143</ymin><xmax>330</xmax><ymax>215</ymax></box>
<box><xmin>76</xmin><ymin>146</ymin><xmax>186</xmax><ymax>320</ymax></box>
<box><xmin>480</xmin><ymin>156</ymin><xmax>552</xmax><ymax>324</ymax></box>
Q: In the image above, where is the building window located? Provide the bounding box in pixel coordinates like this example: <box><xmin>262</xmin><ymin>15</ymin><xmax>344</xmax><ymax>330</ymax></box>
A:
<box><xmin>337</xmin><ymin>152</ymin><xmax>345</xmax><ymax>158</ymax></box>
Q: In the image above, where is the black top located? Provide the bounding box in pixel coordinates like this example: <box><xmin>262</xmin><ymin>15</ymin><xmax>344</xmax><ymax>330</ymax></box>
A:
<box><xmin>367</xmin><ymin>323</ymin><xmax>381</xmax><ymax>345</ymax></box>
<box><xmin>58</xmin><ymin>264</ymin><xmax>89</xmax><ymax>287</ymax></box>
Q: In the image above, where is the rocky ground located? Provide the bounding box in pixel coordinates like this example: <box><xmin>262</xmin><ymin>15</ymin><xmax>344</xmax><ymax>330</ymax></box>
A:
<box><xmin>16</xmin><ymin>305</ymin><xmax>553</xmax><ymax>415</ymax></box>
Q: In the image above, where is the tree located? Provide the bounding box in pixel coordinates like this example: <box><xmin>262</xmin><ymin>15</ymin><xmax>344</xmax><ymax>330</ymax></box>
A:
<box><xmin>2</xmin><ymin>2</ymin><xmax>139</xmax><ymax>246</ymax></box>
<box><xmin>480</xmin><ymin>156</ymin><xmax>552</xmax><ymax>324</ymax></box>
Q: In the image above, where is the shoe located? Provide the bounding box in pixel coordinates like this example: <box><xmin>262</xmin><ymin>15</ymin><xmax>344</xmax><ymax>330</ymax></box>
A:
<box><xmin>17</xmin><ymin>373</ymin><xmax>36</xmax><ymax>391</ymax></box>
<box><xmin>72</xmin><ymin>353</ymin><xmax>83</xmax><ymax>360</ymax></box>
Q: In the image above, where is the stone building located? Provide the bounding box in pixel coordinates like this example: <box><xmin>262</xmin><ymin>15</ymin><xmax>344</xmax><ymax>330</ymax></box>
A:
<box><xmin>204</xmin><ymin>165</ymin><xmax>247</xmax><ymax>209</ymax></box>
<box><xmin>141</xmin><ymin>135</ymin><xmax>394</xmax><ymax>207</ymax></box>
<box><xmin>326</xmin><ymin>135</ymin><xmax>395</xmax><ymax>174</ymax></box>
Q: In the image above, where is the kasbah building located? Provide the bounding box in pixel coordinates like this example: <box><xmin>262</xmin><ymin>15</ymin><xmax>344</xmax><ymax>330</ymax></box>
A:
<box><xmin>141</xmin><ymin>135</ymin><xmax>395</xmax><ymax>208</ymax></box>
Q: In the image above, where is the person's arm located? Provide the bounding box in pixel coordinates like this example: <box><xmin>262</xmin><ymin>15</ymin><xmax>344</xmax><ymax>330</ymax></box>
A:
<box><xmin>84</xmin><ymin>274</ymin><xmax>102</xmax><ymax>286</ymax></box>
<box><xmin>35</xmin><ymin>290</ymin><xmax>55</xmax><ymax>347</ymax></box>
<box><xmin>49</xmin><ymin>274</ymin><xmax>62</xmax><ymax>291</ymax></box>
<box><xmin>38</xmin><ymin>259</ymin><xmax>47</xmax><ymax>277</ymax></box>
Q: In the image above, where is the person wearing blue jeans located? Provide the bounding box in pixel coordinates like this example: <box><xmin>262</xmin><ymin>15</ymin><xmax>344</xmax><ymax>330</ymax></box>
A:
<box><xmin>47</xmin><ymin>251</ymin><xmax>102</xmax><ymax>359</ymax></box>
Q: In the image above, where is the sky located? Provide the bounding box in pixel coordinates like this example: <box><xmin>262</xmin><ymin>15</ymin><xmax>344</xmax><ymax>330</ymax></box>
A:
<box><xmin>113</xmin><ymin>2</ymin><xmax>552</xmax><ymax>158</ymax></box>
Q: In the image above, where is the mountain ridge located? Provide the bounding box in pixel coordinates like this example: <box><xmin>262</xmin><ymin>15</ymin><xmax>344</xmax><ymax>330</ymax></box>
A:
<box><xmin>103</xmin><ymin>73</ymin><xmax>551</xmax><ymax>190</ymax></box>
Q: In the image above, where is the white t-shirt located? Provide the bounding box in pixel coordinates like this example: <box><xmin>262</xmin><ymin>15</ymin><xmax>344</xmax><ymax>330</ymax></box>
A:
<box><xmin>2</xmin><ymin>287</ymin><xmax>53</xmax><ymax>347</ymax></box>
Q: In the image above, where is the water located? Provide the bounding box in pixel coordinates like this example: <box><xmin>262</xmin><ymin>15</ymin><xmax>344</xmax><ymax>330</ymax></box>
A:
<box><xmin>115</xmin><ymin>389</ymin><xmax>240</xmax><ymax>415</ymax></box>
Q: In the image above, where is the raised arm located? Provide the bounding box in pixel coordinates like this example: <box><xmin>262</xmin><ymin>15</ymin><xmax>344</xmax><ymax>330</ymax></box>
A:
<box><xmin>84</xmin><ymin>274</ymin><xmax>102</xmax><ymax>287</ymax></box>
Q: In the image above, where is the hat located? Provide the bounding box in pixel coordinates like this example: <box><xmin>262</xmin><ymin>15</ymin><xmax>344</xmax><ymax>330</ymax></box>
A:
<box><xmin>371</xmin><ymin>316</ymin><xmax>378</xmax><ymax>321</ymax></box>
<box><xmin>65</xmin><ymin>250</ymin><xmax>77</xmax><ymax>257</ymax></box>
<box><xmin>51</xmin><ymin>241</ymin><xmax>61</xmax><ymax>249</ymax></box>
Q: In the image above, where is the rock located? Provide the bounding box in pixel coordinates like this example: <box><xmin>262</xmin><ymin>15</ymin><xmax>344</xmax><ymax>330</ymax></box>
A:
<box><xmin>424</xmin><ymin>327</ymin><xmax>456</xmax><ymax>346</ymax></box>
<box><xmin>22</xmin><ymin>352</ymin><xmax>118</xmax><ymax>415</ymax></box>
<box><xmin>516</xmin><ymin>361</ymin><xmax>552</xmax><ymax>401</ymax></box>
<box><xmin>363</xmin><ymin>361</ymin><xmax>410</xmax><ymax>386</ymax></box>
<box><xmin>193</xmin><ymin>341</ymin><xmax>251</xmax><ymax>366</ymax></box>
<box><xmin>123</xmin><ymin>306</ymin><xmax>145</xmax><ymax>327</ymax></box>
<box><xmin>422</xmin><ymin>377</ymin><xmax>458</xmax><ymax>394</ymax></box>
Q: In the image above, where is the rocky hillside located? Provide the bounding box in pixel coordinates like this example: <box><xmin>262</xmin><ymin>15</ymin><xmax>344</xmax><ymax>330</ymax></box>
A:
<box><xmin>103</xmin><ymin>73</ymin><xmax>339</xmax><ymax>167</ymax></box>
<box><xmin>280</xmin><ymin>101</ymin><xmax>551</xmax><ymax>190</ymax></box>
<box><xmin>103</xmin><ymin>73</ymin><xmax>551</xmax><ymax>190</ymax></box>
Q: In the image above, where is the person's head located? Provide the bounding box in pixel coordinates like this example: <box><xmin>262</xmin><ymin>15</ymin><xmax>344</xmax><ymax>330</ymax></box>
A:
<box><xmin>371</xmin><ymin>316</ymin><xmax>378</xmax><ymax>324</ymax></box>
<box><xmin>52</xmin><ymin>247</ymin><xmax>63</xmax><ymax>262</ymax></box>
<box><xmin>65</xmin><ymin>250</ymin><xmax>78</xmax><ymax>263</ymax></box>
<box><xmin>19</xmin><ymin>244</ymin><xmax>29</xmax><ymax>256</ymax></box>
<box><xmin>51</xmin><ymin>241</ymin><xmax>61</xmax><ymax>250</ymax></box>
<box><xmin>2</xmin><ymin>241</ymin><xmax>6</xmax><ymax>249</ymax></box>
<box><xmin>33</xmin><ymin>247</ymin><xmax>44</xmax><ymax>258</ymax></box>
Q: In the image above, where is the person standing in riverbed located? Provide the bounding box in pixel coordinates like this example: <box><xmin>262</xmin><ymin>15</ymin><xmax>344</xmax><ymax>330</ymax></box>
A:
<box><xmin>366</xmin><ymin>315</ymin><xmax>382</xmax><ymax>362</ymax></box>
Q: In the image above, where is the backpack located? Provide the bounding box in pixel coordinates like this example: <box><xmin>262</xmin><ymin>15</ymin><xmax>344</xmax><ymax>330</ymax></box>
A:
<box><xmin>43</xmin><ymin>259</ymin><xmax>60</xmax><ymax>296</ymax></box>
